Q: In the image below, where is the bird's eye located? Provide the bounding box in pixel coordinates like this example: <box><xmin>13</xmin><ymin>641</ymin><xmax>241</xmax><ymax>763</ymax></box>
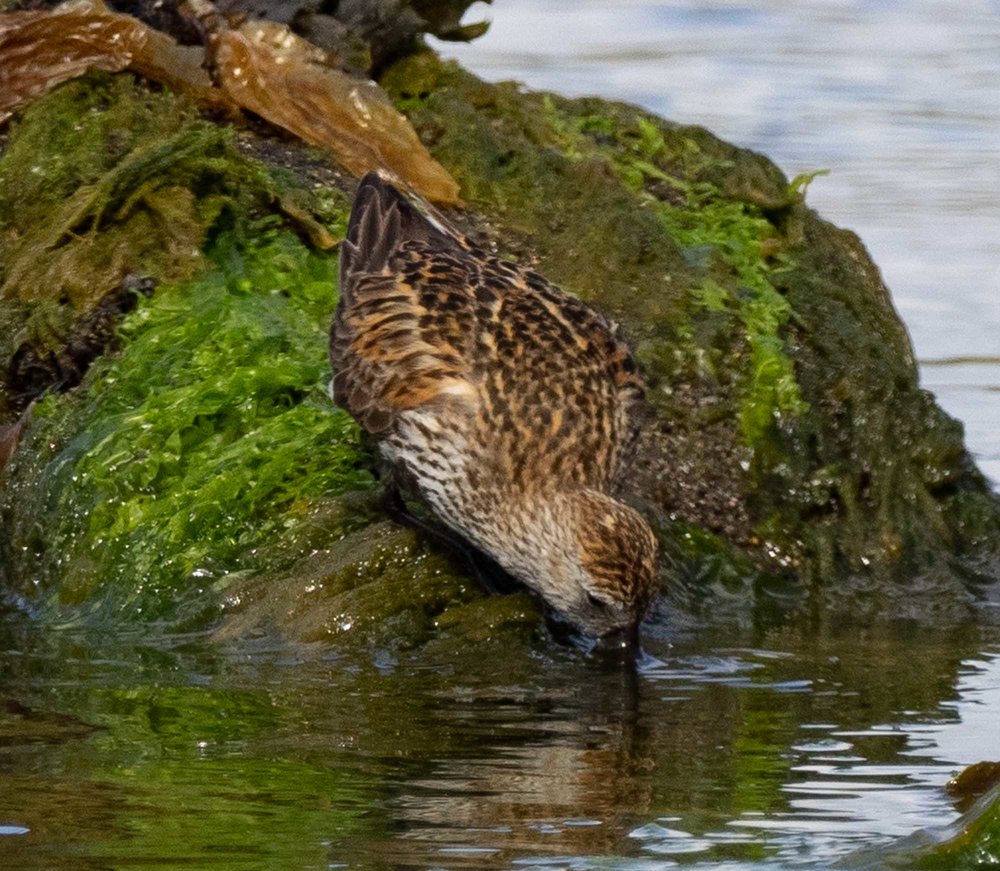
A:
<box><xmin>587</xmin><ymin>592</ymin><xmax>608</xmax><ymax>609</ymax></box>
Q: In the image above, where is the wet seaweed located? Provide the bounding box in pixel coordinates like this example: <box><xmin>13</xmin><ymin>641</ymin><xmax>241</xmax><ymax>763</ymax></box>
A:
<box><xmin>0</xmin><ymin>72</ymin><xmax>338</xmax><ymax>416</ymax></box>
<box><xmin>1</xmin><ymin>227</ymin><xmax>376</xmax><ymax>623</ymax></box>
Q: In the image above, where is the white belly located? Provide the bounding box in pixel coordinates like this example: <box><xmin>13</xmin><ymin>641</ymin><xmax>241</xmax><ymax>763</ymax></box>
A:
<box><xmin>383</xmin><ymin>410</ymin><xmax>475</xmax><ymax>528</ymax></box>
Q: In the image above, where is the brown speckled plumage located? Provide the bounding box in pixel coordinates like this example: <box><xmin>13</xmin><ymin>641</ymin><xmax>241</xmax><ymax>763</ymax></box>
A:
<box><xmin>330</xmin><ymin>173</ymin><xmax>658</xmax><ymax>638</ymax></box>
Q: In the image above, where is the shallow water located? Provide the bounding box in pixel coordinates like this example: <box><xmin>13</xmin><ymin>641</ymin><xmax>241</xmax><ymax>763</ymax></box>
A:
<box><xmin>3</xmin><ymin>2</ymin><xmax>1000</xmax><ymax>868</ymax></box>
<box><xmin>2</xmin><ymin>619</ymin><xmax>998</xmax><ymax>869</ymax></box>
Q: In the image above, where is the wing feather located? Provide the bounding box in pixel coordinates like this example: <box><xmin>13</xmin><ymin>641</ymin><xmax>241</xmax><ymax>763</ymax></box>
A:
<box><xmin>330</xmin><ymin>174</ymin><xmax>646</xmax><ymax>488</ymax></box>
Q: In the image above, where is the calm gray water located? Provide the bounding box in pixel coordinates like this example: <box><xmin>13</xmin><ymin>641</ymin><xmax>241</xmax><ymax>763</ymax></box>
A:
<box><xmin>438</xmin><ymin>0</ymin><xmax>1000</xmax><ymax>483</ymax></box>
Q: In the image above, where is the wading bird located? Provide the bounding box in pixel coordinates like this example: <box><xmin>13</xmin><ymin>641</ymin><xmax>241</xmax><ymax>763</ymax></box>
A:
<box><xmin>330</xmin><ymin>173</ymin><xmax>658</xmax><ymax>647</ymax></box>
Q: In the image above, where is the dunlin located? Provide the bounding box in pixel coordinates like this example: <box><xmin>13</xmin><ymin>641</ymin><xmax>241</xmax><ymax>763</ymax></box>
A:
<box><xmin>330</xmin><ymin>173</ymin><xmax>658</xmax><ymax>641</ymax></box>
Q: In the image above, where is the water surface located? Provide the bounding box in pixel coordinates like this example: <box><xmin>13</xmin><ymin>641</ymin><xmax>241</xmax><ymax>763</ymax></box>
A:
<box><xmin>2</xmin><ymin>620</ymin><xmax>999</xmax><ymax>869</ymax></box>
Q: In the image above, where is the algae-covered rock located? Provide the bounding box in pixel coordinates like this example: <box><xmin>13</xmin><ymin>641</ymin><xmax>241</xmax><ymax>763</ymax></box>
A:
<box><xmin>379</xmin><ymin>52</ymin><xmax>1000</xmax><ymax>622</ymax></box>
<box><xmin>0</xmin><ymin>71</ymin><xmax>333</xmax><ymax>416</ymax></box>
<box><xmin>914</xmin><ymin>787</ymin><xmax>1000</xmax><ymax>870</ymax></box>
<box><xmin>213</xmin><ymin>521</ymin><xmax>543</xmax><ymax>655</ymax></box>
<box><xmin>0</xmin><ymin>222</ymin><xmax>374</xmax><ymax>623</ymax></box>
<box><xmin>856</xmin><ymin>784</ymin><xmax>1000</xmax><ymax>870</ymax></box>
<box><xmin>0</xmin><ymin>82</ymin><xmax>538</xmax><ymax>649</ymax></box>
<box><xmin>1</xmin><ymin>35</ymin><xmax>998</xmax><ymax>646</ymax></box>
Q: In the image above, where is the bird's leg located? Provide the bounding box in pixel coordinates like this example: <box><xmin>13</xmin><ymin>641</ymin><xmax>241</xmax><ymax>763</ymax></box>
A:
<box><xmin>381</xmin><ymin>483</ymin><xmax>516</xmax><ymax>596</ymax></box>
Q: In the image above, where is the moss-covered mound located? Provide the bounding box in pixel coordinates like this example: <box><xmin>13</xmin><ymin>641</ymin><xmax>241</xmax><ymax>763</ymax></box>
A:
<box><xmin>0</xmin><ymin>74</ymin><xmax>541</xmax><ymax>649</ymax></box>
<box><xmin>2</xmin><ymin>225</ymin><xmax>367</xmax><ymax>617</ymax></box>
<box><xmin>1</xmin><ymin>45</ymin><xmax>998</xmax><ymax>642</ymax></box>
<box><xmin>380</xmin><ymin>52</ymin><xmax>1000</xmax><ymax>622</ymax></box>
<box><xmin>0</xmin><ymin>73</ymin><xmax>333</xmax><ymax>414</ymax></box>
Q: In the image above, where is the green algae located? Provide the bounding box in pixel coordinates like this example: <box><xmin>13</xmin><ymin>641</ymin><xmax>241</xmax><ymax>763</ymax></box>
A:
<box><xmin>657</xmin><ymin>202</ymin><xmax>805</xmax><ymax>447</ymax></box>
<box><xmin>538</xmin><ymin>93</ymin><xmax>807</xmax><ymax>447</ymax></box>
<box><xmin>0</xmin><ymin>73</ymin><xmax>334</xmax><ymax>416</ymax></box>
<box><xmin>563</xmin><ymin>104</ymin><xmax>809</xmax><ymax>451</ymax></box>
<box><xmin>914</xmin><ymin>789</ymin><xmax>1000</xmax><ymax>870</ymax></box>
<box><xmin>380</xmin><ymin>53</ymin><xmax>807</xmax><ymax>455</ymax></box>
<box><xmin>215</xmin><ymin>521</ymin><xmax>543</xmax><ymax>654</ymax></box>
<box><xmin>0</xmin><ymin>227</ymin><xmax>376</xmax><ymax>625</ymax></box>
<box><xmin>0</xmin><ymin>75</ymin><xmax>208</xmax><ymax>361</ymax></box>
<box><xmin>0</xmin><ymin>74</ymin><xmax>198</xmax><ymax>250</ymax></box>
<box><xmin>380</xmin><ymin>50</ymin><xmax>1000</xmax><ymax>611</ymax></box>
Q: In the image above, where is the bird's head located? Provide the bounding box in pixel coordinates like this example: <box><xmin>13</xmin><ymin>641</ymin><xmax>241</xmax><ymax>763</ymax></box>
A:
<box><xmin>525</xmin><ymin>489</ymin><xmax>659</xmax><ymax>643</ymax></box>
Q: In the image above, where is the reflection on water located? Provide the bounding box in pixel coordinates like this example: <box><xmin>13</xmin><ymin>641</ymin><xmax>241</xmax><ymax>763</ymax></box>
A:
<box><xmin>439</xmin><ymin>0</ymin><xmax>1000</xmax><ymax>482</ymax></box>
<box><xmin>1</xmin><ymin>620</ymin><xmax>998</xmax><ymax>869</ymax></box>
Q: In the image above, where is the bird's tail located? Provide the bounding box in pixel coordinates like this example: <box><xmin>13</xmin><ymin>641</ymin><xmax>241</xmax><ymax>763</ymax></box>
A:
<box><xmin>339</xmin><ymin>172</ymin><xmax>457</xmax><ymax>303</ymax></box>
